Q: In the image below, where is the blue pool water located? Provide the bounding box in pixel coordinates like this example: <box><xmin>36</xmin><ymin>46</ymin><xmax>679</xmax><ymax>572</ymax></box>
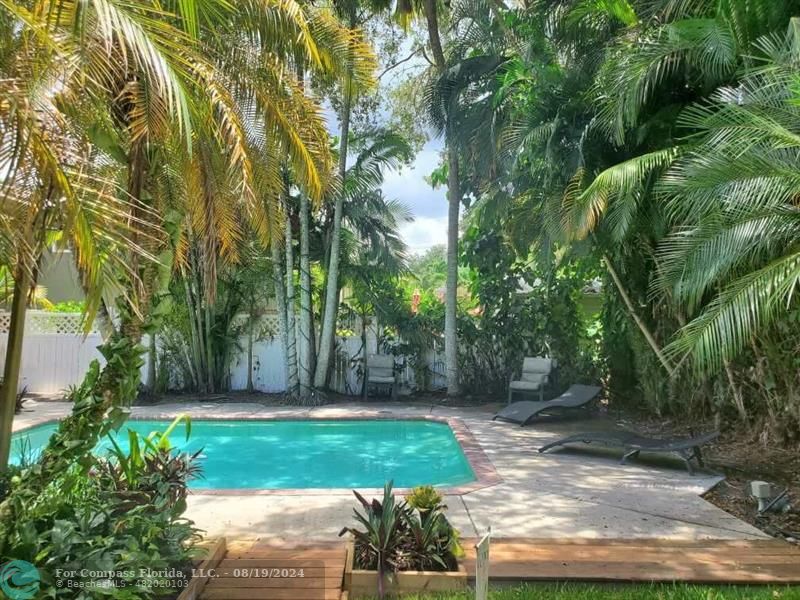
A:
<box><xmin>10</xmin><ymin>419</ymin><xmax>476</xmax><ymax>489</ymax></box>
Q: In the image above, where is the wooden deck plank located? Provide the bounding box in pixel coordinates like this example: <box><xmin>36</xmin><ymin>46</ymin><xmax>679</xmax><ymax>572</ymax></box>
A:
<box><xmin>201</xmin><ymin>536</ymin><xmax>800</xmax><ymax>598</ymax></box>
<box><xmin>202</xmin><ymin>588</ymin><xmax>341</xmax><ymax>600</ymax></box>
<box><xmin>212</xmin><ymin>567</ymin><xmax>333</xmax><ymax>577</ymax></box>
<box><xmin>216</xmin><ymin>560</ymin><xmax>345</xmax><ymax>570</ymax></box>
<box><xmin>461</xmin><ymin>537</ymin><xmax>791</xmax><ymax>548</ymax></box>
<box><xmin>472</xmin><ymin>548</ymin><xmax>800</xmax><ymax>563</ymax></box>
<box><xmin>203</xmin><ymin>588</ymin><xmax>342</xmax><ymax>600</ymax></box>
<box><xmin>459</xmin><ymin>539</ymin><xmax>800</xmax><ymax>584</ymax></box>
<box><xmin>205</xmin><ymin>577</ymin><xmax>343</xmax><ymax>589</ymax></box>
<box><xmin>200</xmin><ymin>541</ymin><xmax>346</xmax><ymax>600</ymax></box>
<box><xmin>461</xmin><ymin>559</ymin><xmax>800</xmax><ymax>584</ymax></box>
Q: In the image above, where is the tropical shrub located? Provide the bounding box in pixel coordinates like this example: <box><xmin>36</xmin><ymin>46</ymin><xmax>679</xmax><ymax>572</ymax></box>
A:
<box><xmin>340</xmin><ymin>482</ymin><xmax>461</xmax><ymax>599</ymax></box>
<box><xmin>0</xmin><ymin>417</ymin><xmax>202</xmax><ymax>598</ymax></box>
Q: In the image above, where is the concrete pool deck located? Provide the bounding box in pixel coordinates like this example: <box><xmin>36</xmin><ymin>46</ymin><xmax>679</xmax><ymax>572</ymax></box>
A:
<box><xmin>13</xmin><ymin>399</ymin><xmax>767</xmax><ymax>542</ymax></box>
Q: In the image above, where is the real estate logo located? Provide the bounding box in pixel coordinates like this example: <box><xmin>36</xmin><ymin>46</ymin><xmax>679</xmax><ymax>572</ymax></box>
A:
<box><xmin>0</xmin><ymin>560</ymin><xmax>40</xmax><ymax>600</ymax></box>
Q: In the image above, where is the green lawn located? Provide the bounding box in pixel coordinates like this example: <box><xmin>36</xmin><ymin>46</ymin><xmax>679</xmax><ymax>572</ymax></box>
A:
<box><xmin>385</xmin><ymin>583</ymin><xmax>800</xmax><ymax>599</ymax></box>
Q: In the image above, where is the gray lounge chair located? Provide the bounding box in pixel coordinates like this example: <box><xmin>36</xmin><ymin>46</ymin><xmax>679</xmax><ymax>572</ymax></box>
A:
<box><xmin>493</xmin><ymin>384</ymin><xmax>602</xmax><ymax>426</ymax></box>
<box><xmin>538</xmin><ymin>429</ymin><xmax>719</xmax><ymax>474</ymax></box>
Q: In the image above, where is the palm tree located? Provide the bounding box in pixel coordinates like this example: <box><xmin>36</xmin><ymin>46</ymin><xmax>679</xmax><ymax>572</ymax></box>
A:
<box><xmin>314</xmin><ymin>0</ymin><xmax>383</xmax><ymax>390</ymax></box>
<box><xmin>400</xmin><ymin>0</ymin><xmax>509</xmax><ymax>396</ymax></box>
<box><xmin>0</xmin><ymin>0</ymin><xmax>367</xmax><ymax>469</ymax></box>
<box><xmin>420</xmin><ymin>0</ymin><xmax>464</xmax><ymax>396</ymax></box>
<box><xmin>0</xmin><ymin>0</ymin><xmax>193</xmax><ymax>469</ymax></box>
<box><xmin>314</xmin><ymin>128</ymin><xmax>412</xmax><ymax>387</ymax></box>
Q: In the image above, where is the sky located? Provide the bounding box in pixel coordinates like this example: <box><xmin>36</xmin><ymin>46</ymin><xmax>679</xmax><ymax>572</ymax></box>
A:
<box><xmin>378</xmin><ymin>38</ymin><xmax>449</xmax><ymax>257</ymax></box>
<box><xmin>382</xmin><ymin>138</ymin><xmax>447</xmax><ymax>255</ymax></box>
<box><xmin>324</xmin><ymin>102</ymin><xmax>448</xmax><ymax>256</ymax></box>
<box><xmin>323</xmin><ymin>31</ymin><xmax>449</xmax><ymax>257</ymax></box>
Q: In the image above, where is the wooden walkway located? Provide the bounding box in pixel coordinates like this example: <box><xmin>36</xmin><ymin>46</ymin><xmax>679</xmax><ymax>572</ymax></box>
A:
<box><xmin>461</xmin><ymin>538</ymin><xmax>800</xmax><ymax>584</ymax></box>
<box><xmin>193</xmin><ymin>539</ymin><xmax>347</xmax><ymax>600</ymax></box>
<box><xmin>182</xmin><ymin>536</ymin><xmax>800</xmax><ymax>599</ymax></box>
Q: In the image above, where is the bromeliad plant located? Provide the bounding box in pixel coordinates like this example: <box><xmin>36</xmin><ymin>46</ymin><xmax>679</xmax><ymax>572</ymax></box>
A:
<box><xmin>339</xmin><ymin>481</ymin><xmax>461</xmax><ymax>599</ymax></box>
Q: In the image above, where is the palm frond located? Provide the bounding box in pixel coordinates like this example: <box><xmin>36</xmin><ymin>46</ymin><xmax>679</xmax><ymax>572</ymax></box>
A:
<box><xmin>562</xmin><ymin>148</ymin><xmax>678</xmax><ymax>240</ymax></box>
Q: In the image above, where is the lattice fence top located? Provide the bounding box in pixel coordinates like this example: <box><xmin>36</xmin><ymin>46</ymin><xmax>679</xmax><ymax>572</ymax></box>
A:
<box><xmin>229</xmin><ymin>311</ymin><xmax>280</xmax><ymax>339</ymax></box>
<box><xmin>0</xmin><ymin>311</ymin><xmax>100</xmax><ymax>335</ymax></box>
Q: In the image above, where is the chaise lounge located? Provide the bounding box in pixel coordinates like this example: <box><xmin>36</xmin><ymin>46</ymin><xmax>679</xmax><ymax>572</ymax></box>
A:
<box><xmin>493</xmin><ymin>384</ymin><xmax>602</xmax><ymax>426</ymax></box>
<box><xmin>538</xmin><ymin>429</ymin><xmax>720</xmax><ymax>474</ymax></box>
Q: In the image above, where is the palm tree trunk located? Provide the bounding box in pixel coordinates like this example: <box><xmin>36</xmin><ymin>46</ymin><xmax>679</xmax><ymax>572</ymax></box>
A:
<box><xmin>314</xmin><ymin>70</ymin><xmax>353</xmax><ymax>389</ymax></box>
<box><xmin>285</xmin><ymin>207</ymin><xmax>299</xmax><ymax>395</ymax></box>
<box><xmin>146</xmin><ymin>332</ymin><xmax>157</xmax><ymax>392</ymax></box>
<box><xmin>270</xmin><ymin>227</ymin><xmax>290</xmax><ymax>392</ymax></box>
<box><xmin>423</xmin><ymin>0</ymin><xmax>461</xmax><ymax>396</ymax></box>
<box><xmin>603</xmin><ymin>253</ymin><xmax>675</xmax><ymax>377</ymax></box>
<box><xmin>443</xmin><ymin>144</ymin><xmax>461</xmax><ymax>396</ymax></box>
<box><xmin>204</xmin><ymin>301</ymin><xmax>214</xmax><ymax>392</ymax></box>
<box><xmin>247</xmin><ymin>303</ymin><xmax>255</xmax><ymax>393</ymax></box>
<box><xmin>361</xmin><ymin>310</ymin><xmax>369</xmax><ymax>400</ymax></box>
<box><xmin>0</xmin><ymin>263</ymin><xmax>32</xmax><ymax>469</ymax></box>
<box><xmin>183</xmin><ymin>276</ymin><xmax>203</xmax><ymax>390</ymax></box>
<box><xmin>298</xmin><ymin>192</ymin><xmax>313</xmax><ymax>399</ymax></box>
<box><xmin>295</xmin><ymin>60</ymin><xmax>314</xmax><ymax>401</ymax></box>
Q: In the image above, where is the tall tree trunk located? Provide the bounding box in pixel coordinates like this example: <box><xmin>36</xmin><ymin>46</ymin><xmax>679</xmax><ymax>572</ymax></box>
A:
<box><xmin>603</xmin><ymin>253</ymin><xmax>675</xmax><ymax>377</ymax></box>
<box><xmin>309</xmin><ymin>291</ymin><xmax>317</xmax><ymax>375</ymax></box>
<box><xmin>423</xmin><ymin>0</ymin><xmax>461</xmax><ymax>396</ymax></box>
<box><xmin>285</xmin><ymin>206</ymin><xmax>299</xmax><ymax>395</ymax></box>
<box><xmin>183</xmin><ymin>276</ymin><xmax>203</xmax><ymax>390</ymax></box>
<box><xmin>298</xmin><ymin>192</ymin><xmax>313</xmax><ymax>400</ymax></box>
<box><xmin>146</xmin><ymin>332</ymin><xmax>157</xmax><ymax>392</ymax></box>
<box><xmin>295</xmin><ymin>60</ymin><xmax>314</xmax><ymax>401</ymax></box>
<box><xmin>247</xmin><ymin>303</ymin><xmax>255</xmax><ymax>393</ymax></box>
<box><xmin>270</xmin><ymin>221</ymin><xmax>290</xmax><ymax>391</ymax></box>
<box><xmin>0</xmin><ymin>264</ymin><xmax>32</xmax><ymax>469</ymax></box>
<box><xmin>314</xmin><ymin>65</ymin><xmax>353</xmax><ymax>389</ymax></box>
<box><xmin>361</xmin><ymin>310</ymin><xmax>369</xmax><ymax>400</ymax></box>
<box><xmin>204</xmin><ymin>301</ymin><xmax>214</xmax><ymax>392</ymax></box>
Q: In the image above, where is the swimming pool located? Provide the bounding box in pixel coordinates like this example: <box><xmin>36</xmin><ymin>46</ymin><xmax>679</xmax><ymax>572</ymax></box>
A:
<box><xmin>10</xmin><ymin>419</ymin><xmax>477</xmax><ymax>490</ymax></box>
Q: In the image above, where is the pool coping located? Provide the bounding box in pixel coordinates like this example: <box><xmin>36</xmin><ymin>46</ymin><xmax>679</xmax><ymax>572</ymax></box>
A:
<box><xmin>13</xmin><ymin>412</ymin><xmax>502</xmax><ymax>497</ymax></box>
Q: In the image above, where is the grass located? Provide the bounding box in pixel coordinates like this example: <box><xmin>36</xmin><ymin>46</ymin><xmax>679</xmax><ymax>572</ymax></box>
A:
<box><xmin>386</xmin><ymin>582</ymin><xmax>800</xmax><ymax>599</ymax></box>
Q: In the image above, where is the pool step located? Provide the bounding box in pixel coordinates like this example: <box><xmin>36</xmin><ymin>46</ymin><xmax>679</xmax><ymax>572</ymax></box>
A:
<box><xmin>199</xmin><ymin>539</ymin><xmax>347</xmax><ymax>600</ymax></box>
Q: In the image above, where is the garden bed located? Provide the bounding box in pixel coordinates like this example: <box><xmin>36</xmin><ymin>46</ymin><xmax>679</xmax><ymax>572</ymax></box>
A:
<box><xmin>343</xmin><ymin>539</ymin><xmax>467</xmax><ymax>599</ymax></box>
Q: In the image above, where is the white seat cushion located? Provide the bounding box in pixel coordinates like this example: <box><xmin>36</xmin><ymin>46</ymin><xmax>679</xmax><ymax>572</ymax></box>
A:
<box><xmin>368</xmin><ymin>376</ymin><xmax>395</xmax><ymax>384</ymax></box>
<box><xmin>509</xmin><ymin>378</ymin><xmax>544</xmax><ymax>391</ymax></box>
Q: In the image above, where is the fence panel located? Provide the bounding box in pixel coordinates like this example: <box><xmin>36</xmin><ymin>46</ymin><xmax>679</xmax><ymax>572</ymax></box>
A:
<box><xmin>1</xmin><ymin>311</ymin><xmax>443</xmax><ymax>396</ymax></box>
<box><xmin>0</xmin><ymin>311</ymin><xmax>104</xmax><ymax>395</ymax></box>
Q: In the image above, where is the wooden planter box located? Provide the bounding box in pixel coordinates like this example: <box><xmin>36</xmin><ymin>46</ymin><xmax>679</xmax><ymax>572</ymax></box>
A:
<box><xmin>176</xmin><ymin>538</ymin><xmax>226</xmax><ymax>600</ymax></box>
<box><xmin>343</xmin><ymin>539</ymin><xmax>467</xmax><ymax>599</ymax></box>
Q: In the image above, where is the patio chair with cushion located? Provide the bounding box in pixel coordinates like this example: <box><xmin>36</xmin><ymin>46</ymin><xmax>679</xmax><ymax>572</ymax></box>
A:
<box><xmin>364</xmin><ymin>354</ymin><xmax>397</xmax><ymax>399</ymax></box>
<box><xmin>507</xmin><ymin>356</ymin><xmax>554</xmax><ymax>404</ymax></box>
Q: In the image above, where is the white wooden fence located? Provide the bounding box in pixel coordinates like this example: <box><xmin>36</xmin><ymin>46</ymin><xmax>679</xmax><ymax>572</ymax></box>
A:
<box><xmin>1</xmin><ymin>311</ymin><xmax>443</xmax><ymax>396</ymax></box>
<box><xmin>0</xmin><ymin>311</ymin><xmax>105</xmax><ymax>395</ymax></box>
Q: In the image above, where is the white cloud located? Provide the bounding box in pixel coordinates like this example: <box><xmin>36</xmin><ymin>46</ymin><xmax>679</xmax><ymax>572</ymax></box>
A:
<box><xmin>382</xmin><ymin>140</ymin><xmax>447</xmax><ymax>219</ymax></box>
<box><xmin>400</xmin><ymin>216</ymin><xmax>449</xmax><ymax>255</ymax></box>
